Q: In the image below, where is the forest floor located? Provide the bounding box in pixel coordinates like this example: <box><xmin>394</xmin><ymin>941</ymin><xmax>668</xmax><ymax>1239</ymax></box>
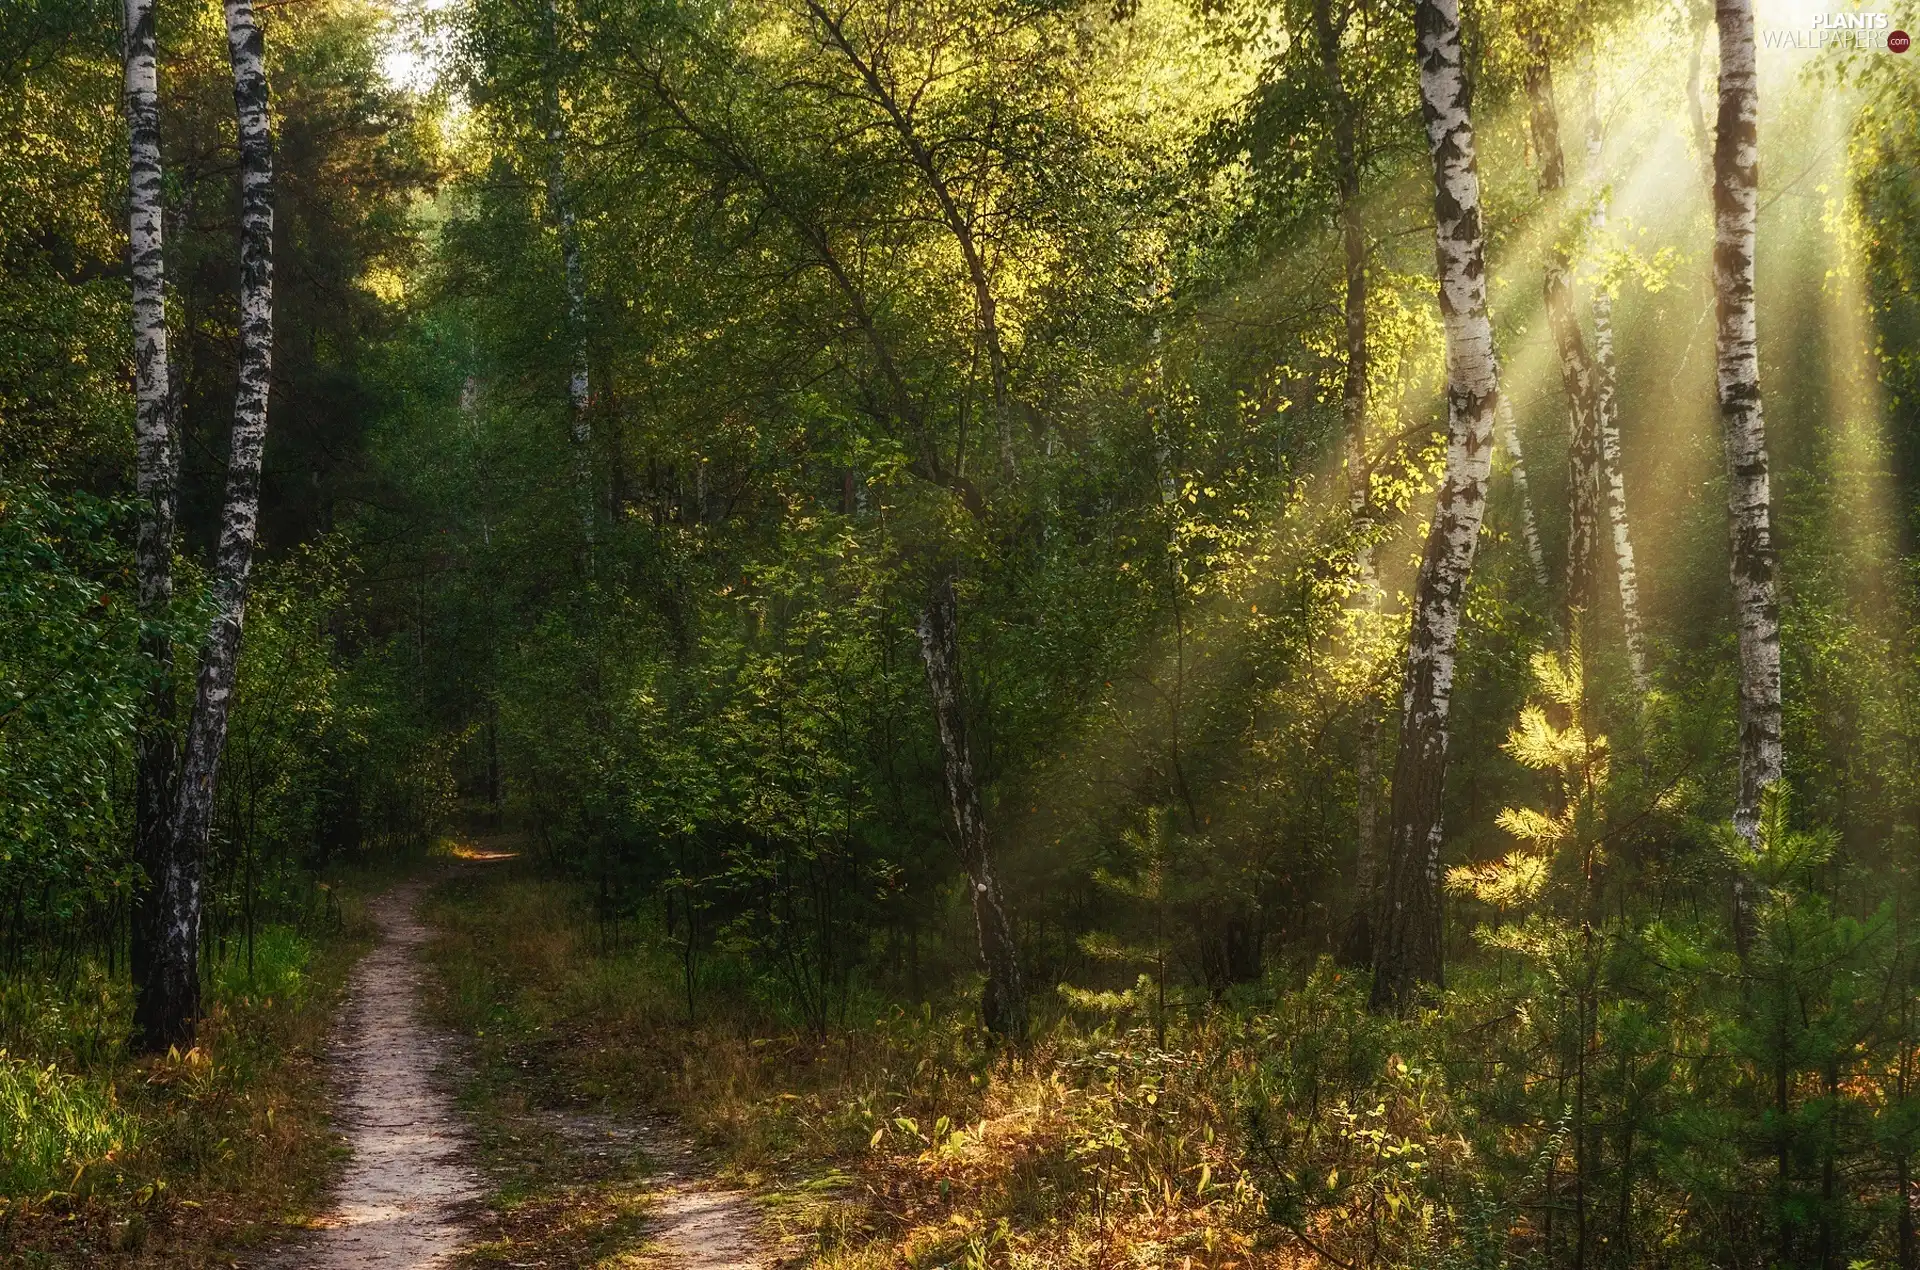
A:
<box><xmin>276</xmin><ymin>853</ymin><xmax>776</xmax><ymax>1269</ymax></box>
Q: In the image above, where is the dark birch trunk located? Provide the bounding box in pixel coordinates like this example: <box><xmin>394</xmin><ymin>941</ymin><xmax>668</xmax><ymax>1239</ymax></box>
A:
<box><xmin>1713</xmin><ymin>0</ymin><xmax>1781</xmax><ymax>938</ymax></box>
<box><xmin>1522</xmin><ymin>47</ymin><xmax>1603</xmax><ymax>621</ymax></box>
<box><xmin>141</xmin><ymin>0</ymin><xmax>276</xmax><ymax>1050</ymax></box>
<box><xmin>1315</xmin><ymin>0</ymin><xmax>1379</xmax><ymax>967</ymax></box>
<box><xmin>1585</xmin><ymin>105</ymin><xmax>1650</xmax><ymax>691</ymax></box>
<box><xmin>544</xmin><ymin>1</ymin><xmax>595</xmax><ymax>565</ymax></box>
<box><xmin>124</xmin><ymin>0</ymin><xmax>180</xmax><ymax>1049</ymax></box>
<box><xmin>916</xmin><ymin>576</ymin><xmax>1026</xmax><ymax>1038</ymax></box>
<box><xmin>1371</xmin><ymin>0</ymin><xmax>1499</xmax><ymax>1011</ymax></box>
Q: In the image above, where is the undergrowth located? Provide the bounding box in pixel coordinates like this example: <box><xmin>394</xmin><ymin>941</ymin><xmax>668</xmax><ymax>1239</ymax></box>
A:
<box><xmin>421</xmin><ymin>862</ymin><xmax>1386</xmax><ymax>1269</ymax></box>
<box><xmin>0</xmin><ymin>887</ymin><xmax>377</xmax><ymax>1267</ymax></box>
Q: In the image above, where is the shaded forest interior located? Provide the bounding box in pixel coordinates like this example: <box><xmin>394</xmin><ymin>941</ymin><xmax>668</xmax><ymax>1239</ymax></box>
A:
<box><xmin>7</xmin><ymin>0</ymin><xmax>1920</xmax><ymax>1262</ymax></box>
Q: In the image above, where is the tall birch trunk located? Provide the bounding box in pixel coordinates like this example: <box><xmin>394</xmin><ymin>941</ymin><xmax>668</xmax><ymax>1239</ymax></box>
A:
<box><xmin>1371</xmin><ymin>0</ymin><xmax>1499</xmax><ymax>1011</ymax></box>
<box><xmin>141</xmin><ymin>0</ymin><xmax>277</xmax><ymax>1050</ymax></box>
<box><xmin>124</xmin><ymin>0</ymin><xmax>181</xmax><ymax>1050</ymax></box>
<box><xmin>1522</xmin><ymin>47</ymin><xmax>1603</xmax><ymax>621</ymax></box>
<box><xmin>1315</xmin><ymin>0</ymin><xmax>1379</xmax><ymax>967</ymax></box>
<box><xmin>1713</xmin><ymin>0</ymin><xmax>1781</xmax><ymax>943</ymax></box>
<box><xmin>1585</xmin><ymin>106</ymin><xmax>1650</xmax><ymax>691</ymax></box>
<box><xmin>545</xmin><ymin>1</ymin><xmax>595</xmax><ymax>565</ymax></box>
<box><xmin>1497</xmin><ymin>392</ymin><xmax>1551</xmax><ymax>589</ymax></box>
<box><xmin>917</xmin><ymin>576</ymin><xmax>1027</xmax><ymax>1039</ymax></box>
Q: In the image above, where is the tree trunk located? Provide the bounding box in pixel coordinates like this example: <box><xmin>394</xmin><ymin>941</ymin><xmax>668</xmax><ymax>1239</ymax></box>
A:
<box><xmin>1371</xmin><ymin>0</ymin><xmax>1499</xmax><ymax>1012</ymax></box>
<box><xmin>1314</xmin><ymin>0</ymin><xmax>1379</xmax><ymax>968</ymax></box>
<box><xmin>1497</xmin><ymin>391</ymin><xmax>1551</xmax><ymax>589</ymax></box>
<box><xmin>123</xmin><ymin>0</ymin><xmax>181</xmax><ymax>1050</ymax></box>
<box><xmin>1585</xmin><ymin>105</ymin><xmax>1650</xmax><ymax>692</ymax></box>
<box><xmin>545</xmin><ymin>0</ymin><xmax>595</xmax><ymax>566</ymax></box>
<box><xmin>1713</xmin><ymin>0</ymin><xmax>1781</xmax><ymax>936</ymax></box>
<box><xmin>143</xmin><ymin>0</ymin><xmax>277</xmax><ymax>1051</ymax></box>
<box><xmin>916</xmin><ymin>575</ymin><xmax>1027</xmax><ymax>1038</ymax></box>
<box><xmin>1522</xmin><ymin>47</ymin><xmax>1603</xmax><ymax>621</ymax></box>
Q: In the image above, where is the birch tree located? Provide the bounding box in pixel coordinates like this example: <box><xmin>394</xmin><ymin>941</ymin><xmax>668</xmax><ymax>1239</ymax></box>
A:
<box><xmin>543</xmin><ymin>0</ymin><xmax>594</xmax><ymax>564</ymax></box>
<box><xmin>1712</xmin><ymin>0</ymin><xmax>1780</xmax><ymax>938</ymax></box>
<box><xmin>1586</xmin><ymin>104</ymin><xmax>1648</xmax><ymax>691</ymax></box>
<box><xmin>138</xmin><ymin>0</ymin><xmax>277</xmax><ymax>1048</ymax></box>
<box><xmin>1370</xmin><ymin>0</ymin><xmax>1500</xmax><ymax>1010</ymax></box>
<box><xmin>643</xmin><ymin>62</ymin><xmax>1026</xmax><ymax>1035</ymax></box>
<box><xmin>1521</xmin><ymin>44</ymin><xmax>1603</xmax><ymax>619</ymax></box>
<box><xmin>123</xmin><ymin>0</ymin><xmax>181</xmax><ymax>1050</ymax></box>
<box><xmin>918</xmin><ymin>576</ymin><xmax>1027</xmax><ymax>1037</ymax></box>
<box><xmin>1498</xmin><ymin>391</ymin><xmax>1550</xmax><ymax>589</ymax></box>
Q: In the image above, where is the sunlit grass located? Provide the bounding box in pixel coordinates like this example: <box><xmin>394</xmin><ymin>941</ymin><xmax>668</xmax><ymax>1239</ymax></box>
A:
<box><xmin>0</xmin><ymin>1050</ymin><xmax>138</xmax><ymax>1194</ymax></box>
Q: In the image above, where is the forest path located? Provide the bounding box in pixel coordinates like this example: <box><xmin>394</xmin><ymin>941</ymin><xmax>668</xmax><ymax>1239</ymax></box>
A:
<box><xmin>275</xmin><ymin>867</ymin><xmax>771</xmax><ymax>1268</ymax></box>
<box><xmin>550</xmin><ymin>1110</ymin><xmax>772</xmax><ymax>1268</ymax></box>
<box><xmin>274</xmin><ymin>877</ymin><xmax>481</xmax><ymax>1267</ymax></box>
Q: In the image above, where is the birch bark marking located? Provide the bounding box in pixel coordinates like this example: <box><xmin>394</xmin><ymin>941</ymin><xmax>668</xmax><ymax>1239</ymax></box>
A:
<box><xmin>1313</xmin><ymin>0</ymin><xmax>1380</xmax><ymax>967</ymax></box>
<box><xmin>545</xmin><ymin>0</ymin><xmax>595</xmax><ymax>564</ymax></box>
<box><xmin>1371</xmin><ymin>0</ymin><xmax>1499</xmax><ymax>1011</ymax></box>
<box><xmin>917</xmin><ymin>577</ymin><xmax>1027</xmax><ymax>1039</ymax></box>
<box><xmin>1522</xmin><ymin>47</ymin><xmax>1603</xmax><ymax>621</ymax></box>
<box><xmin>124</xmin><ymin>0</ymin><xmax>181</xmax><ymax>1050</ymax></box>
<box><xmin>1585</xmin><ymin>104</ymin><xmax>1649</xmax><ymax>692</ymax></box>
<box><xmin>1713</xmin><ymin>0</ymin><xmax>1781</xmax><ymax>930</ymax></box>
<box><xmin>1497</xmin><ymin>392</ymin><xmax>1551</xmax><ymax>589</ymax></box>
<box><xmin>144</xmin><ymin>0</ymin><xmax>277</xmax><ymax>1049</ymax></box>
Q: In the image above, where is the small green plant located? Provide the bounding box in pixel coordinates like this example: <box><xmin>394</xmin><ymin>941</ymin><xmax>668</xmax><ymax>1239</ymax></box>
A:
<box><xmin>0</xmin><ymin>1050</ymin><xmax>138</xmax><ymax>1194</ymax></box>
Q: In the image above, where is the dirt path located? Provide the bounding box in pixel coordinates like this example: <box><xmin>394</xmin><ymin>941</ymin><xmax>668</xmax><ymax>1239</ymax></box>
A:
<box><xmin>273</xmin><ymin>872</ymin><xmax>770</xmax><ymax>1268</ymax></box>
<box><xmin>556</xmin><ymin>1114</ymin><xmax>771</xmax><ymax>1269</ymax></box>
<box><xmin>276</xmin><ymin>880</ymin><xmax>481</xmax><ymax>1267</ymax></box>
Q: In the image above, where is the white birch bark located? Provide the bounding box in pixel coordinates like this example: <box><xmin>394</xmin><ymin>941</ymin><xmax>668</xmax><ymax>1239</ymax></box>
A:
<box><xmin>124</xmin><ymin>0</ymin><xmax>184</xmax><ymax>1051</ymax></box>
<box><xmin>1523</xmin><ymin>48</ymin><xmax>1604</xmax><ymax>619</ymax></box>
<box><xmin>158</xmin><ymin>0</ymin><xmax>277</xmax><ymax>1047</ymax></box>
<box><xmin>1371</xmin><ymin>0</ymin><xmax>1500</xmax><ymax>1010</ymax></box>
<box><xmin>1585</xmin><ymin>106</ymin><xmax>1649</xmax><ymax>692</ymax></box>
<box><xmin>1712</xmin><ymin>0</ymin><xmax>1781</xmax><ymax>938</ymax></box>
<box><xmin>545</xmin><ymin>1</ymin><xmax>595</xmax><ymax>564</ymax></box>
<box><xmin>917</xmin><ymin>577</ymin><xmax>1027</xmax><ymax>1038</ymax></box>
<box><xmin>1497</xmin><ymin>392</ymin><xmax>1550</xmax><ymax>589</ymax></box>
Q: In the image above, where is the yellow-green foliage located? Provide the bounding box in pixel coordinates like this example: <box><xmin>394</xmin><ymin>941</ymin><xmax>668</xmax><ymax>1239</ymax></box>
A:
<box><xmin>0</xmin><ymin>1050</ymin><xmax>137</xmax><ymax>1194</ymax></box>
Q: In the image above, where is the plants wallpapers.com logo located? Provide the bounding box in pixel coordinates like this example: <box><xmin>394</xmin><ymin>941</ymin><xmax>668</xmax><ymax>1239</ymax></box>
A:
<box><xmin>1762</xmin><ymin>11</ymin><xmax>1911</xmax><ymax>49</ymax></box>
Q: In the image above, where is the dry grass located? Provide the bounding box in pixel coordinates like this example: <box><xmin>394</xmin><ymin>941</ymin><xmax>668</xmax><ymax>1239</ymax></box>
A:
<box><xmin>0</xmin><ymin>891</ymin><xmax>378</xmax><ymax>1267</ymax></box>
<box><xmin>420</xmin><ymin>864</ymin><xmax>1295</xmax><ymax>1269</ymax></box>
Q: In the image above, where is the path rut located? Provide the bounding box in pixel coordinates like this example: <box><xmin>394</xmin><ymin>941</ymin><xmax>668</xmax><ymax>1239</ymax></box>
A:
<box><xmin>275</xmin><ymin>880</ymin><xmax>480</xmax><ymax>1267</ymax></box>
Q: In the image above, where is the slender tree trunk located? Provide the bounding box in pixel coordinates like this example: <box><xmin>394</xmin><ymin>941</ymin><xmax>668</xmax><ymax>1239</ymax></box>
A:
<box><xmin>544</xmin><ymin>0</ymin><xmax>595</xmax><ymax>566</ymax></box>
<box><xmin>1523</xmin><ymin>46</ymin><xmax>1603</xmax><ymax>621</ymax></box>
<box><xmin>1585</xmin><ymin>105</ymin><xmax>1650</xmax><ymax>692</ymax></box>
<box><xmin>1498</xmin><ymin>391</ymin><xmax>1551</xmax><ymax>589</ymax></box>
<box><xmin>1713</xmin><ymin>0</ymin><xmax>1781</xmax><ymax>931</ymax></box>
<box><xmin>1315</xmin><ymin>0</ymin><xmax>1379</xmax><ymax>967</ymax></box>
<box><xmin>143</xmin><ymin>0</ymin><xmax>277</xmax><ymax>1051</ymax></box>
<box><xmin>1370</xmin><ymin>0</ymin><xmax>1499</xmax><ymax>1011</ymax></box>
<box><xmin>916</xmin><ymin>576</ymin><xmax>1026</xmax><ymax>1038</ymax></box>
<box><xmin>124</xmin><ymin>0</ymin><xmax>180</xmax><ymax>1050</ymax></box>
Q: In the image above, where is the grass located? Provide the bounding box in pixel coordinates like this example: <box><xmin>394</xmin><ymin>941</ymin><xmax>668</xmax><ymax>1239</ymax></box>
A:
<box><xmin>419</xmin><ymin>861</ymin><xmax>1288</xmax><ymax>1269</ymax></box>
<box><xmin>0</xmin><ymin>880</ymin><xmax>384</xmax><ymax>1267</ymax></box>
